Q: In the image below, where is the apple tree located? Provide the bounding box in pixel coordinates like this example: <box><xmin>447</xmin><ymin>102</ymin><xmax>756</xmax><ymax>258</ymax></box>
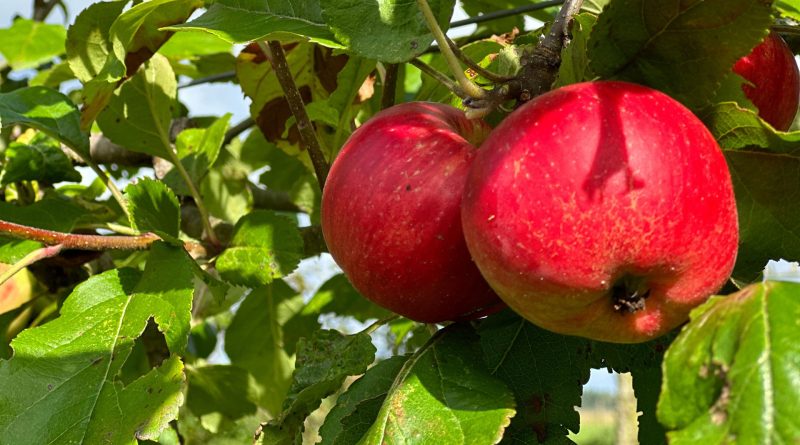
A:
<box><xmin>0</xmin><ymin>0</ymin><xmax>798</xmax><ymax>443</ymax></box>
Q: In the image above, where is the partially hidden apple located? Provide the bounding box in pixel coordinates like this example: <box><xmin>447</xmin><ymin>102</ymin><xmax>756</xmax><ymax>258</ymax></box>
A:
<box><xmin>321</xmin><ymin>102</ymin><xmax>503</xmax><ymax>323</ymax></box>
<box><xmin>462</xmin><ymin>81</ymin><xmax>739</xmax><ymax>343</ymax></box>
<box><xmin>0</xmin><ymin>264</ymin><xmax>32</xmax><ymax>315</ymax></box>
<box><xmin>733</xmin><ymin>32</ymin><xmax>800</xmax><ymax>131</ymax></box>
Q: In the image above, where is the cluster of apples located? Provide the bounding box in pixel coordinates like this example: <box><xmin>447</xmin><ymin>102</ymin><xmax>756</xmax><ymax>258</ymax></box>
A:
<box><xmin>320</xmin><ymin>34</ymin><xmax>799</xmax><ymax>343</ymax></box>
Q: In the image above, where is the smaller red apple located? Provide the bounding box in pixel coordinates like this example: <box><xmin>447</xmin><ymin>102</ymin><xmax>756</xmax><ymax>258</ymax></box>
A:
<box><xmin>733</xmin><ymin>32</ymin><xmax>800</xmax><ymax>131</ymax></box>
<box><xmin>321</xmin><ymin>102</ymin><xmax>503</xmax><ymax>323</ymax></box>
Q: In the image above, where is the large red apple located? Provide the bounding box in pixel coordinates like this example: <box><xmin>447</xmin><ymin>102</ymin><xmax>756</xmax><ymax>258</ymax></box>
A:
<box><xmin>462</xmin><ymin>81</ymin><xmax>739</xmax><ymax>343</ymax></box>
<box><xmin>733</xmin><ymin>32</ymin><xmax>800</xmax><ymax>131</ymax></box>
<box><xmin>321</xmin><ymin>102</ymin><xmax>503</xmax><ymax>323</ymax></box>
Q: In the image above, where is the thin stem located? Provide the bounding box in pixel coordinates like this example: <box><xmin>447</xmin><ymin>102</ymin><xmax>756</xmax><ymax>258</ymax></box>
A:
<box><xmin>165</xmin><ymin>148</ymin><xmax>220</xmax><ymax>246</ymax></box>
<box><xmin>0</xmin><ymin>219</ymin><xmax>160</xmax><ymax>250</ymax></box>
<box><xmin>224</xmin><ymin>117</ymin><xmax>255</xmax><ymax>145</ymax></box>
<box><xmin>0</xmin><ymin>244</ymin><xmax>63</xmax><ymax>287</ymax></box>
<box><xmin>361</xmin><ymin>315</ymin><xmax>400</xmax><ymax>336</ymax></box>
<box><xmin>416</xmin><ymin>0</ymin><xmax>486</xmax><ymax>99</ymax></box>
<box><xmin>381</xmin><ymin>63</ymin><xmax>400</xmax><ymax>109</ymax></box>
<box><xmin>71</xmin><ymin>150</ymin><xmax>130</xmax><ymax>218</ymax></box>
<box><xmin>446</xmin><ymin>36</ymin><xmax>515</xmax><ymax>83</ymax></box>
<box><xmin>773</xmin><ymin>24</ymin><xmax>800</xmax><ymax>36</ymax></box>
<box><xmin>177</xmin><ymin>71</ymin><xmax>237</xmax><ymax>89</ymax></box>
<box><xmin>449</xmin><ymin>1</ymin><xmax>564</xmax><ymax>28</ymax></box>
<box><xmin>32</xmin><ymin>0</ymin><xmax>61</xmax><ymax>21</ymax></box>
<box><xmin>410</xmin><ymin>58</ymin><xmax>465</xmax><ymax>96</ymax></box>
<box><xmin>258</xmin><ymin>40</ymin><xmax>330</xmax><ymax>189</ymax></box>
<box><xmin>76</xmin><ymin>222</ymin><xmax>140</xmax><ymax>236</ymax></box>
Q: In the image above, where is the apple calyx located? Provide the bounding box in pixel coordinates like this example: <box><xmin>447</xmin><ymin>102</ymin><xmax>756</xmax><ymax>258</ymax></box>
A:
<box><xmin>611</xmin><ymin>275</ymin><xmax>650</xmax><ymax>314</ymax></box>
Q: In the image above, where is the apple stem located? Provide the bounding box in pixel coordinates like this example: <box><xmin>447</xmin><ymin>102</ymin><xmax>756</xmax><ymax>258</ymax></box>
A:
<box><xmin>416</xmin><ymin>0</ymin><xmax>487</xmax><ymax>100</ymax></box>
<box><xmin>257</xmin><ymin>40</ymin><xmax>330</xmax><ymax>190</ymax></box>
<box><xmin>445</xmin><ymin>36</ymin><xmax>515</xmax><ymax>83</ymax></box>
<box><xmin>0</xmin><ymin>244</ymin><xmax>63</xmax><ymax>287</ymax></box>
<box><xmin>410</xmin><ymin>58</ymin><xmax>465</xmax><ymax>96</ymax></box>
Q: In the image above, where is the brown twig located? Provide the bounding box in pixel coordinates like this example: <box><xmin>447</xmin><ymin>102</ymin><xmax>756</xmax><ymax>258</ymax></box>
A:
<box><xmin>0</xmin><ymin>219</ymin><xmax>160</xmax><ymax>250</ymax></box>
<box><xmin>381</xmin><ymin>63</ymin><xmax>400</xmax><ymax>109</ymax></box>
<box><xmin>224</xmin><ymin>117</ymin><xmax>255</xmax><ymax>145</ymax></box>
<box><xmin>257</xmin><ymin>40</ymin><xmax>330</xmax><ymax>189</ymax></box>
<box><xmin>463</xmin><ymin>0</ymin><xmax>585</xmax><ymax>118</ymax></box>
<box><xmin>32</xmin><ymin>0</ymin><xmax>61</xmax><ymax>21</ymax></box>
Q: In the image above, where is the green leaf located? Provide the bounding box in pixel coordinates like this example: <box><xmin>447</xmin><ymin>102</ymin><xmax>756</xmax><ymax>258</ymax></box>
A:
<box><xmin>0</xmin><ymin>197</ymin><xmax>84</xmax><ymax>263</ymax></box>
<box><xmin>164</xmin><ymin>113</ymin><xmax>231</xmax><ymax>195</ymax></box>
<box><xmin>776</xmin><ymin>0</ymin><xmax>800</xmax><ymax>21</ymax></box>
<box><xmin>582</xmin><ymin>0</ymin><xmax>611</xmax><ymax>15</ymax></box>
<box><xmin>725</xmin><ymin>150</ymin><xmax>800</xmax><ymax>281</ymax></box>
<box><xmin>167</xmin><ymin>0</ymin><xmax>342</xmax><ymax>47</ymax></box>
<box><xmin>556</xmin><ymin>13</ymin><xmax>597</xmax><ymax>87</ymax></box>
<box><xmin>658</xmin><ymin>282</ymin><xmax>800</xmax><ymax>443</ymax></box>
<box><xmin>702</xmin><ymin>102</ymin><xmax>800</xmax><ymax>153</ymax></box>
<box><xmin>479</xmin><ymin>309</ymin><xmax>587</xmax><ymax>443</ymax></box>
<box><xmin>319</xmin><ymin>355</ymin><xmax>409</xmax><ymax>445</ymax></box>
<box><xmin>0</xmin><ymin>19</ymin><xmax>66</xmax><ymax>70</ymax></box>
<box><xmin>258</xmin><ymin>329</ymin><xmax>376</xmax><ymax>444</ymax></box>
<box><xmin>97</xmin><ymin>54</ymin><xmax>177</xmax><ymax>157</ymax></box>
<box><xmin>80</xmin><ymin>0</ymin><xmax>201</xmax><ymax>128</ymax></box>
<box><xmin>0</xmin><ymin>243</ymin><xmax>195</xmax><ymax>444</ymax></box>
<box><xmin>0</xmin><ymin>87</ymin><xmax>90</xmax><ymax>156</ymax></box>
<box><xmin>216</xmin><ymin>211</ymin><xmax>303</xmax><ymax>287</ymax></box>
<box><xmin>360</xmin><ymin>324</ymin><xmax>515</xmax><ymax>445</ymax></box>
<box><xmin>186</xmin><ymin>364</ymin><xmax>257</xmax><ymax>419</ymax></box>
<box><xmin>28</xmin><ymin>61</ymin><xmax>77</xmax><ymax>88</ymax></box>
<box><xmin>125</xmin><ymin>178</ymin><xmax>181</xmax><ymax>240</ymax></box>
<box><xmin>85</xmin><ymin>355</ymin><xmax>186</xmax><ymax>443</ymax></box>
<box><xmin>158</xmin><ymin>30</ymin><xmax>233</xmax><ymax>59</ymax></box>
<box><xmin>588</xmin><ymin>0</ymin><xmax>773</xmax><ymax>109</ymax></box>
<box><xmin>66</xmin><ymin>0</ymin><xmax>128</xmax><ymax>84</ymax></box>
<box><xmin>321</xmin><ymin>0</ymin><xmax>455</xmax><ymax>63</ymax></box>
<box><xmin>0</xmin><ymin>137</ymin><xmax>81</xmax><ymax>186</ymax></box>
<box><xmin>225</xmin><ymin>282</ymin><xmax>317</xmax><ymax>415</ymax></box>
<box><xmin>305</xmin><ymin>274</ymin><xmax>392</xmax><ymax>323</ymax></box>
<box><xmin>699</xmin><ymin>103</ymin><xmax>800</xmax><ymax>280</ymax></box>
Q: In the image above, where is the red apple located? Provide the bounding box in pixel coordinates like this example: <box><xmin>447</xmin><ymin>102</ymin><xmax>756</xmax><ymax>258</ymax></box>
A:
<box><xmin>321</xmin><ymin>102</ymin><xmax>503</xmax><ymax>323</ymax></box>
<box><xmin>462</xmin><ymin>81</ymin><xmax>739</xmax><ymax>343</ymax></box>
<box><xmin>733</xmin><ymin>32</ymin><xmax>800</xmax><ymax>131</ymax></box>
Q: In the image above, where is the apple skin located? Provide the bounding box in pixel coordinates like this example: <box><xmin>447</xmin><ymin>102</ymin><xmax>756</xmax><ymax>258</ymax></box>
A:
<box><xmin>733</xmin><ymin>32</ymin><xmax>800</xmax><ymax>131</ymax></box>
<box><xmin>321</xmin><ymin>102</ymin><xmax>503</xmax><ymax>323</ymax></box>
<box><xmin>461</xmin><ymin>81</ymin><xmax>739</xmax><ymax>343</ymax></box>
